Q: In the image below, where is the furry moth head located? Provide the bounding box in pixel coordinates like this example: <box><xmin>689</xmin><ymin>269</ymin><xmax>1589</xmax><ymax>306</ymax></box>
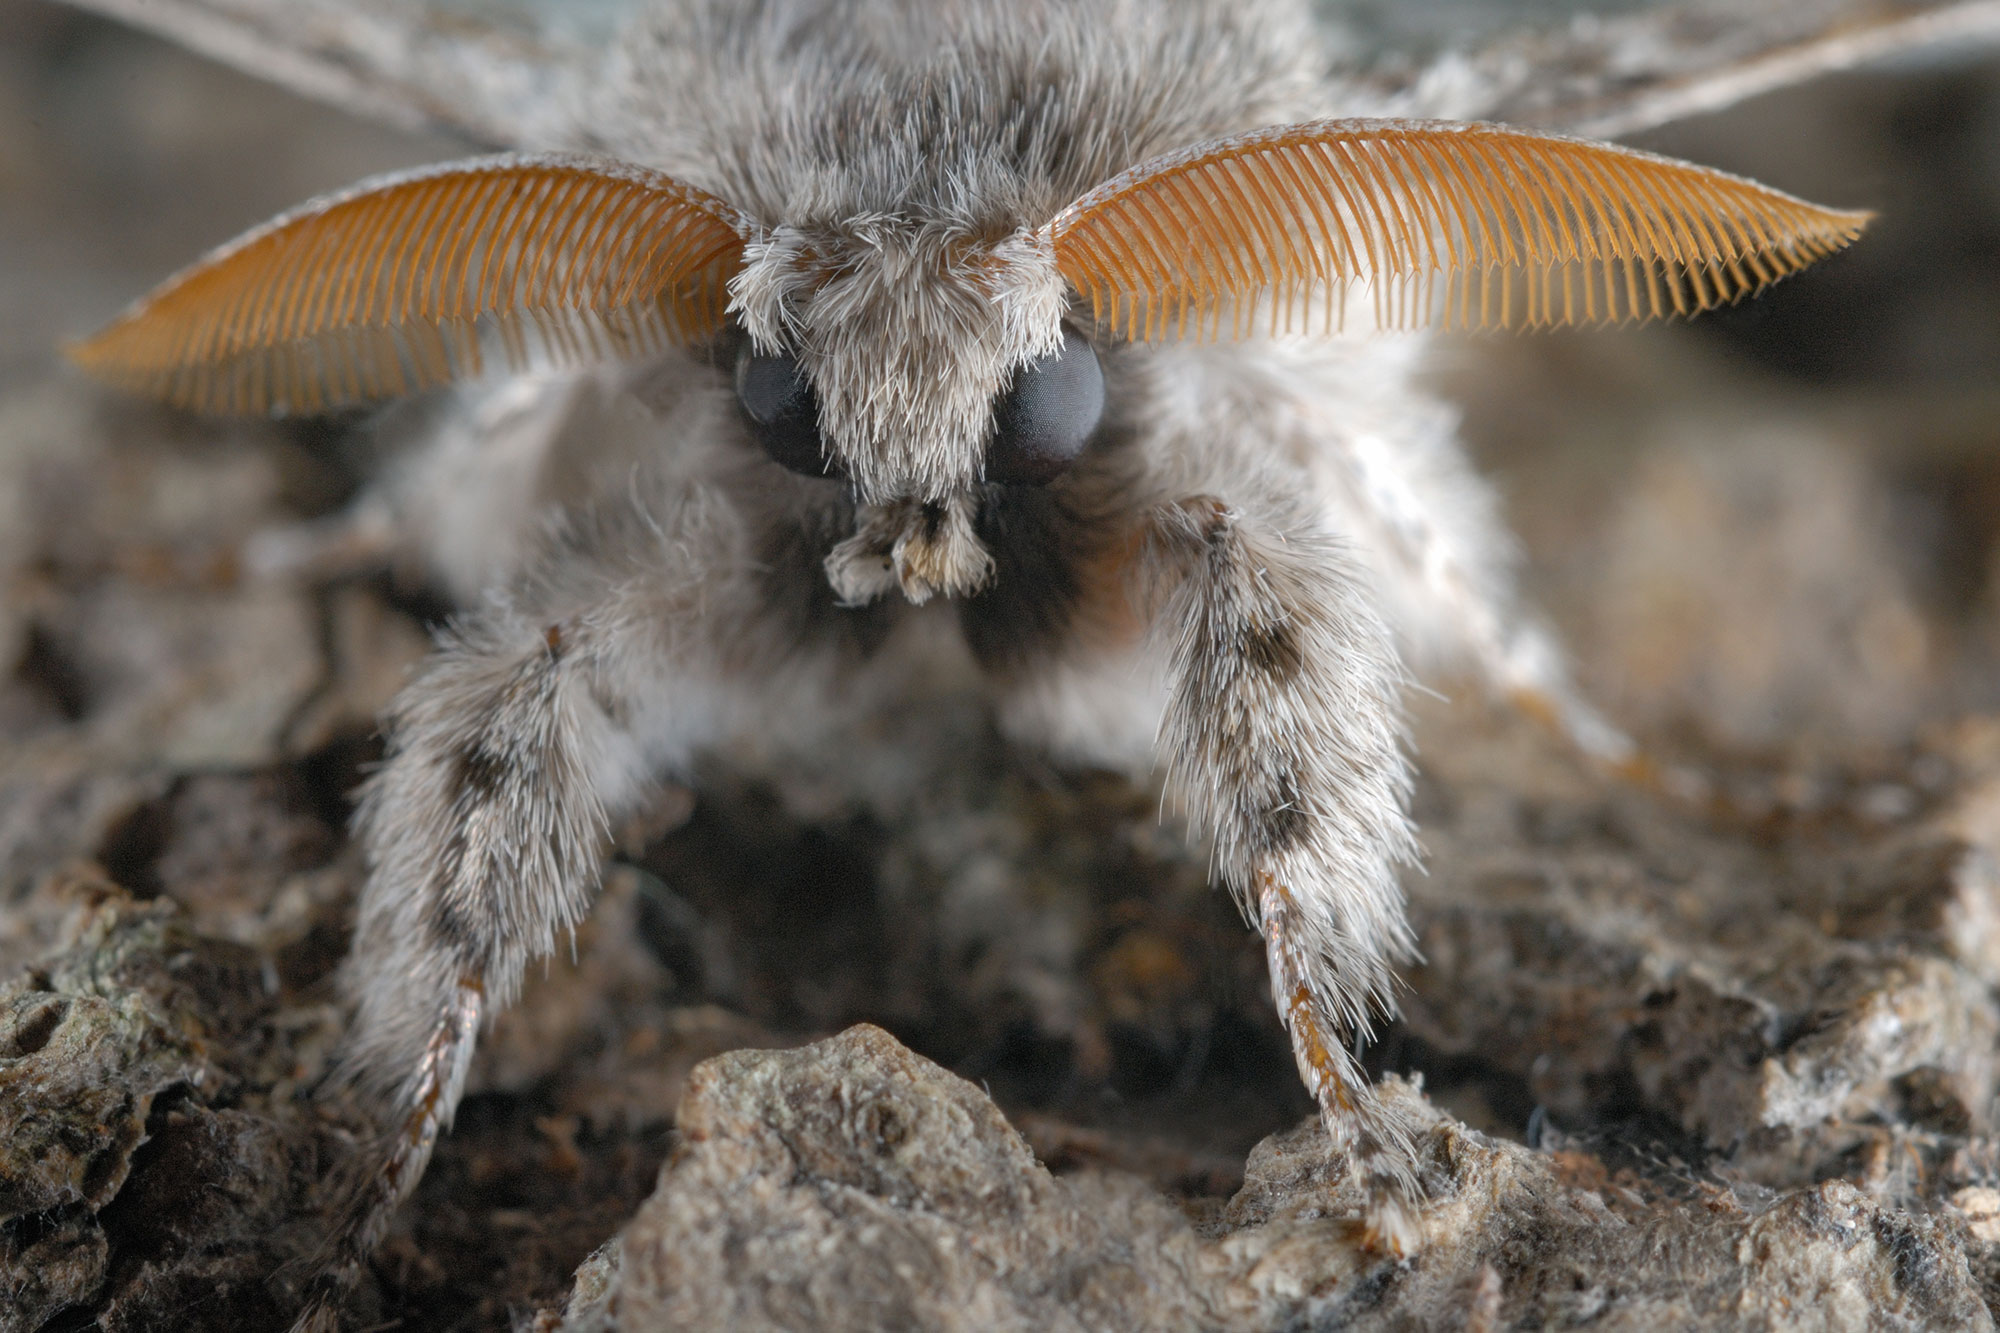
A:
<box><xmin>71</xmin><ymin>115</ymin><xmax>1867</xmax><ymax>589</ymax></box>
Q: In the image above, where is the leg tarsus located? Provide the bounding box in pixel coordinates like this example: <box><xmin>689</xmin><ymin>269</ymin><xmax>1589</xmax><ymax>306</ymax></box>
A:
<box><xmin>291</xmin><ymin>977</ymin><xmax>485</xmax><ymax>1331</ymax></box>
<box><xmin>1259</xmin><ymin>874</ymin><xmax>1428</xmax><ymax>1257</ymax></box>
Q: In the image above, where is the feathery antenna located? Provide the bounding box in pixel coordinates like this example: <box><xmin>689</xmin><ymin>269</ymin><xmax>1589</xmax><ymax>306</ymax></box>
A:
<box><xmin>1047</xmin><ymin>119</ymin><xmax>1871</xmax><ymax>341</ymax></box>
<box><xmin>69</xmin><ymin>155</ymin><xmax>750</xmax><ymax>415</ymax></box>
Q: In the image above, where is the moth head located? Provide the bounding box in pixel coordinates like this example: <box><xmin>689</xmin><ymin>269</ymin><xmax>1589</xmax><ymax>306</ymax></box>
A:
<box><xmin>67</xmin><ymin>125</ymin><xmax>1871</xmax><ymax>602</ymax></box>
<box><xmin>726</xmin><ymin>218</ymin><xmax>1075</xmax><ymax>504</ymax></box>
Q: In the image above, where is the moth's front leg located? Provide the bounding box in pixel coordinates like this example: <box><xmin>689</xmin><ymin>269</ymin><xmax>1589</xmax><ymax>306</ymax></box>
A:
<box><xmin>295</xmin><ymin>496</ymin><xmax>749</xmax><ymax>1327</ymax></box>
<box><xmin>1148</xmin><ymin>493</ymin><xmax>1427</xmax><ymax>1254</ymax></box>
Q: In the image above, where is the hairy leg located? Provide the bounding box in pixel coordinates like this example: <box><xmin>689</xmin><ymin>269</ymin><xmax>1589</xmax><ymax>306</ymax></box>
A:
<box><xmin>293</xmin><ymin>478</ymin><xmax>768</xmax><ymax>1326</ymax></box>
<box><xmin>1146</xmin><ymin>491</ymin><xmax>1427</xmax><ymax>1253</ymax></box>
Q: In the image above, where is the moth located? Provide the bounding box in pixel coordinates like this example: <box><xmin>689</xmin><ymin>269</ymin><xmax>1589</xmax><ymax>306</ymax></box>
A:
<box><xmin>61</xmin><ymin>0</ymin><xmax>1974</xmax><ymax>1322</ymax></box>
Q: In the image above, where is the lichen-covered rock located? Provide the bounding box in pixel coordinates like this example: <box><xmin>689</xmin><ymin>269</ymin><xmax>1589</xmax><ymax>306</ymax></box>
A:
<box><xmin>0</xmin><ymin>867</ymin><xmax>349</xmax><ymax>1333</ymax></box>
<box><xmin>0</xmin><ymin>862</ymin><xmax>688</xmax><ymax>1333</ymax></box>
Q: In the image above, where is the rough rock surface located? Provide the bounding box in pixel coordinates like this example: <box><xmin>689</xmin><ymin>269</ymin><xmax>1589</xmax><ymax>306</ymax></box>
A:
<box><xmin>0</xmin><ymin>869</ymin><xmax>349</xmax><ymax>1331</ymax></box>
<box><xmin>556</xmin><ymin>1025</ymin><xmax>1994</xmax><ymax>1332</ymax></box>
<box><xmin>6</xmin><ymin>5</ymin><xmax>2000</xmax><ymax>1332</ymax></box>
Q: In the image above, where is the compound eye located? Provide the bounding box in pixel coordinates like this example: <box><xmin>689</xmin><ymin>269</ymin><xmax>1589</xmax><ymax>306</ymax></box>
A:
<box><xmin>986</xmin><ymin>328</ymin><xmax>1104</xmax><ymax>486</ymax></box>
<box><xmin>734</xmin><ymin>341</ymin><xmax>839</xmax><ymax>477</ymax></box>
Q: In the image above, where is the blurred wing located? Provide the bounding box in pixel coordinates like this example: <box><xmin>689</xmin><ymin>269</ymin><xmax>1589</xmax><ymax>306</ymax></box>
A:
<box><xmin>57</xmin><ymin>0</ymin><xmax>647</xmax><ymax>148</ymax></box>
<box><xmin>68</xmin><ymin>155</ymin><xmax>749</xmax><ymax>415</ymax></box>
<box><xmin>1322</xmin><ymin>0</ymin><xmax>2000</xmax><ymax>136</ymax></box>
<box><xmin>1046</xmin><ymin>119</ymin><xmax>1869</xmax><ymax>340</ymax></box>
<box><xmin>67</xmin><ymin>0</ymin><xmax>2000</xmax><ymax>148</ymax></box>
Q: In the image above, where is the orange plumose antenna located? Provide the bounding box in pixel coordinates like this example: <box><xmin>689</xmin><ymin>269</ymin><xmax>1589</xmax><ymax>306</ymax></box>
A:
<box><xmin>69</xmin><ymin>154</ymin><xmax>749</xmax><ymax>415</ymax></box>
<box><xmin>1047</xmin><ymin>119</ymin><xmax>1870</xmax><ymax>341</ymax></box>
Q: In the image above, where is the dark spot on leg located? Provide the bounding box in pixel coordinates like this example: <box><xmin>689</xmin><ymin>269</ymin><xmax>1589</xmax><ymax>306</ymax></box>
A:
<box><xmin>1198</xmin><ymin>512</ymin><xmax>1243</xmax><ymax>587</ymax></box>
<box><xmin>1194</xmin><ymin>499</ymin><xmax>1233</xmax><ymax>546</ymax></box>
<box><xmin>451</xmin><ymin>744</ymin><xmax>508</xmax><ymax>804</ymax></box>
<box><xmin>425</xmin><ymin>854</ymin><xmax>482</xmax><ymax>963</ymax></box>
<box><xmin>1243</xmin><ymin>617</ymin><xmax>1305</xmax><ymax>682</ymax></box>
<box><xmin>1248</xmin><ymin>765</ymin><xmax>1311</xmax><ymax>854</ymax></box>
<box><xmin>1263</xmin><ymin>801</ymin><xmax>1310</xmax><ymax>854</ymax></box>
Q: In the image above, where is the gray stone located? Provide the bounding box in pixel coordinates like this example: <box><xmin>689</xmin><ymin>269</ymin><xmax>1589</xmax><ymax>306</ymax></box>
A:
<box><xmin>555</xmin><ymin>1024</ymin><xmax>1994</xmax><ymax>1332</ymax></box>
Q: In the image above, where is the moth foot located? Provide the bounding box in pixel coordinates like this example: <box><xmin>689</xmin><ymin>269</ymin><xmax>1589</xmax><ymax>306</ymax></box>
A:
<box><xmin>1360</xmin><ymin>1185</ymin><xmax>1428</xmax><ymax>1260</ymax></box>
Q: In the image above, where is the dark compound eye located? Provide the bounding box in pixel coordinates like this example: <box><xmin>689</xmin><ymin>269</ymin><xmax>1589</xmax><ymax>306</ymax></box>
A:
<box><xmin>985</xmin><ymin>327</ymin><xmax>1104</xmax><ymax>486</ymax></box>
<box><xmin>734</xmin><ymin>341</ymin><xmax>840</xmax><ymax>478</ymax></box>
